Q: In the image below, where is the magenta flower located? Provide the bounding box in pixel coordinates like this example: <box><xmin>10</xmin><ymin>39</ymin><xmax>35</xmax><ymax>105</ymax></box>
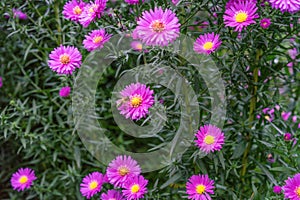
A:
<box><xmin>83</xmin><ymin>29</ymin><xmax>112</xmax><ymax>51</ymax></box>
<box><xmin>283</xmin><ymin>173</ymin><xmax>300</xmax><ymax>199</ymax></box>
<box><xmin>79</xmin><ymin>0</ymin><xmax>107</xmax><ymax>27</ymax></box>
<box><xmin>186</xmin><ymin>174</ymin><xmax>215</xmax><ymax>200</ymax></box>
<box><xmin>195</xmin><ymin>124</ymin><xmax>225</xmax><ymax>154</ymax></box>
<box><xmin>80</xmin><ymin>172</ymin><xmax>104</xmax><ymax>199</ymax></box>
<box><xmin>0</xmin><ymin>76</ymin><xmax>2</xmax><ymax>88</ymax></box>
<box><xmin>133</xmin><ymin>7</ymin><xmax>180</xmax><ymax>46</ymax></box>
<box><xmin>101</xmin><ymin>189</ymin><xmax>125</xmax><ymax>200</ymax></box>
<box><xmin>122</xmin><ymin>175</ymin><xmax>148</xmax><ymax>200</ymax></box>
<box><xmin>10</xmin><ymin>168</ymin><xmax>37</xmax><ymax>191</ymax></box>
<box><xmin>62</xmin><ymin>0</ymin><xmax>86</xmax><ymax>22</ymax></box>
<box><xmin>193</xmin><ymin>32</ymin><xmax>222</xmax><ymax>55</ymax></box>
<box><xmin>117</xmin><ymin>82</ymin><xmax>154</xmax><ymax>121</ymax></box>
<box><xmin>268</xmin><ymin>0</ymin><xmax>300</xmax><ymax>13</ymax></box>
<box><xmin>260</xmin><ymin>18</ymin><xmax>271</xmax><ymax>29</ymax></box>
<box><xmin>273</xmin><ymin>185</ymin><xmax>282</xmax><ymax>194</ymax></box>
<box><xmin>131</xmin><ymin>41</ymin><xmax>144</xmax><ymax>52</ymax></box>
<box><xmin>225</xmin><ymin>0</ymin><xmax>257</xmax><ymax>8</ymax></box>
<box><xmin>288</xmin><ymin>48</ymin><xmax>298</xmax><ymax>60</ymax></box>
<box><xmin>284</xmin><ymin>133</ymin><xmax>292</xmax><ymax>141</ymax></box>
<box><xmin>292</xmin><ymin>116</ymin><xmax>297</xmax><ymax>123</ymax></box>
<box><xmin>223</xmin><ymin>1</ymin><xmax>259</xmax><ymax>32</ymax></box>
<box><xmin>48</xmin><ymin>45</ymin><xmax>82</xmax><ymax>75</ymax></box>
<box><xmin>125</xmin><ymin>0</ymin><xmax>145</xmax><ymax>4</ymax></box>
<box><xmin>172</xmin><ymin>0</ymin><xmax>180</xmax><ymax>5</ymax></box>
<box><xmin>282</xmin><ymin>111</ymin><xmax>292</xmax><ymax>121</ymax></box>
<box><xmin>59</xmin><ymin>86</ymin><xmax>71</xmax><ymax>97</ymax></box>
<box><xmin>12</xmin><ymin>9</ymin><xmax>27</xmax><ymax>20</ymax></box>
<box><xmin>102</xmin><ymin>173</ymin><xmax>109</xmax><ymax>183</ymax></box>
<box><xmin>261</xmin><ymin>107</ymin><xmax>275</xmax><ymax>122</ymax></box>
<box><xmin>107</xmin><ymin>155</ymin><xmax>141</xmax><ymax>187</ymax></box>
<box><xmin>267</xmin><ymin>153</ymin><xmax>275</xmax><ymax>163</ymax></box>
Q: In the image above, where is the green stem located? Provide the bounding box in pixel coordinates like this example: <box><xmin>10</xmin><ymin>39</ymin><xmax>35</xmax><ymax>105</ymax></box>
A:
<box><xmin>28</xmin><ymin>2</ymin><xmax>57</xmax><ymax>44</ymax></box>
<box><xmin>54</xmin><ymin>1</ymin><xmax>62</xmax><ymax>45</ymax></box>
<box><xmin>240</xmin><ymin>49</ymin><xmax>261</xmax><ymax>189</ymax></box>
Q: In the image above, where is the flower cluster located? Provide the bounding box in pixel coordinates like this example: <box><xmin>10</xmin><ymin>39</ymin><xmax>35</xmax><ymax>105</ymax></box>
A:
<box><xmin>79</xmin><ymin>155</ymin><xmax>148</xmax><ymax>199</ymax></box>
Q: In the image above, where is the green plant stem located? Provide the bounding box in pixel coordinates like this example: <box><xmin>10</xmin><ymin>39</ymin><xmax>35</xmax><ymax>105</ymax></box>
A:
<box><xmin>28</xmin><ymin>2</ymin><xmax>57</xmax><ymax>44</ymax></box>
<box><xmin>54</xmin><ymin>1</ymin><xmax>62</xmax><ymax>45</ymax></box>
<box><xmin>240</xmin><ymin>50</ymin><xmax>261</xmax><ymax>187</ymax></box>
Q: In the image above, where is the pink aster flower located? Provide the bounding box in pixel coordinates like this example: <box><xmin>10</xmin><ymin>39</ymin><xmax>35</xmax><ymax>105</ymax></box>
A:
<box><xmin>287</xmin><ymin>62</ymin><xmax>294</xmax><ymax>74</ymax></box>
<box><xmin>122</xmin><ymin>175</ymin><xmax>148</xmax><ymax>200</ymax></box>
<box><xmin>106</xmin><ymin>155</ymin><xmax>141</xmax><ymax>187</ymax></box>
<box><xmin>273</xmin><ymin>185</ymin><xmax>282</xmax><ymax>194</ymax></box>
<box><xmin>12</xmin><ymin>9</ymin><xmax>27</xmax><ymax>20</ymax></box>
<box><xmin>225</xmin><ymin>0</ymin><xmax>257</xmax><ymax>8</ymax></box>
<box><xmin>125</xmin><ymin>0</ymin><xmax>145</xmax><ymax>4</ymax></box>
<box><xmin>283</xmin><ymin>173</ymin><xmax>300</xmax><ymax>199</ymax></box>
<box><xmin>0</xmin><ymin>76</ymin><xmax>2</xmax><ymax>88</ymax></box>
<box><xmin>268</xmin><ymin>0</ymin><xmax>300</xmax><ymax>13</ymax></box>
<box><xmin>117</xmin><ymin>82</ymin><xmax>154</xmax><ymax>121</ymax></box>
<box><xmin>282</xmin><ymin>111</ymin><xmax>292</xmax><ymax>121</ymax></box>
<box><xmin>79</xmin><ymin>0</ymin><xmax>107</xmax><ymax>27</ymax></box>
<box><xmin>133</xmin><ymin>7</ymin><xmax>180</xmax><ymax>46</ymax></box>
<box><xmin>48</xmin><ymin>45</ymin><xmax>82</xmax><ymax>75</ymax></box>
<box><xmin>223</xmin><ymin>1</ymin><xmax>259</xmax><ymax>32</ymax></box>
<box><xmin>172</xmin><ymin>0</ymin><xmax>180</xmax><ymax>5</ymax></box>
<box><xmin>80</xmin><ymin>172</ymin><xmax>104</xmax><ymax>199</ymax></box>
<box><xmin>195</xmin><ymin>124</ymin><xmax>225</xmax><ymax>153</ymax></box>
<box><xmin>186</xmin><ymin>174</ymin><xmax>215</xmax><ymax>200</ymax></box>
<box><xmin>62</xmin><ymin>0</ymin><xmax>86</xmax><ymax>22</ymax></box>
<box><xmin>101</xmin><ymin>189</ymin><xmax>125</xmax><ymax>200</ymax></box>
<box><xmin>284</xmin><ymin>133</ymin><xmax>292</xmax><ymax>141</ymax></box>
<box><xmin>288</xmin><ymin>48</ymin><xmax>298</xmax><ymax>60</ymax></box>
<box><xmin>260</xmin><ymin>18</ymin><xmax>271</xmax><ymax>29</ymax></box>
<box><xmin>59</xmin><ymin>86</ymin><xmax>71</xmax><ymax>97</ymax></box>
<box><xmin>83</xmin><ymin>29</ymin><xmax>112</xmax><ymax>51</ymax></box>
<box><xmin>193</xmin><ymin>32</ymin><xmax>222</xmax><ymax>55</ymax></box>
<box><xmin>10</xmin><ymin>168</ymin><xmax>37</xmax><ymax>191</ymax></box>
<box><xmin>131</xmin><ymin>41</ymin><xmax>144</xmax><ymax>52</ymax></box>
<box><xmin>292</xmin><ymin>116</ymin><xmax>297</xmax><ymax>123</ymax></box>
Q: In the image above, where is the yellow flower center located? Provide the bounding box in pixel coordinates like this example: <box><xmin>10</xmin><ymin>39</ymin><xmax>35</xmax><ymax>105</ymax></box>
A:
<box><xmin>264</xmin><ymin>115</ymin><xmax>271</xmax><ymax>121</ymax></box>
<box><xmin>89</xmin><ymin>181</ymin><xmax>98</xmax><ymax>190</ymax></box>
<box><xmin>19</xmin><ymin>176</ymin><xmax>28</xmax><ymax>184</ymax></box>
<box><xmin>131</xmin><ymin>184</ymin><xmax>140</xmax><ymax>194</ymax></box>
<box><xmin>136</xmin><ymin>44</ymin><xmax>143</xmax><ymax>51</ymax></box>
<box><xmin>73</xmin><ymin>6</ymin><xmax>82</xmax><ymax>15</ymax></box>
<box><xmin>59</xmin><ymin>54</ymin><xmax>70</xmax><ymax>64</ymax></box>
<box><xmin>89</xmin><ymin>5</ymin><xmax>98</xmax><ymax>13</ymax></box>
<box><xmin>151</xmin><ymin>20</ymin><xmax>165</xmax><ymax>33</ymax></box>
<box><xmin>203</xmin><ymin>42</ymin><xmax>213</xmax><ymax>50</ymax></box>
<box><xmin>296</xmin><ymin>187</ymin><xmax>300</xmax><ymax>197</ymax></box>
<box><xmin>204</xmin><ymin>135</ymin><xmax>215</xmax><ymax>145</ymax></box>
<box><xmin>130</xmin><ymin>95</ymin><xmax>142</xmax><ymax>107</ymax></box>
<box><xmin>235</xmin><ymin>12</ymin><xmax>248</xmax><ymax>23</ymax></box>
<box><xmin>196</xmin><ymin>184</ymin><xmax>206</xmax><ymax>194</ymax></box>
<box><xmin>93</xmin><ymin>36</ymin><xmax>103</xmax><ymax>44</ymax></box>
<box><xmin>118</xmin><ymin>166</ymin><xmax>130</xmax><ymax>176</ymax></box>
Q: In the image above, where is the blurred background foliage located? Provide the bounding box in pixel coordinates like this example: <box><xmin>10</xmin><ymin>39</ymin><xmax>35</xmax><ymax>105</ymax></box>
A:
<box><xmin>0</xmin><ymin>0</ymin><xmax>299</xmax><ymax>199</ymax></box>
